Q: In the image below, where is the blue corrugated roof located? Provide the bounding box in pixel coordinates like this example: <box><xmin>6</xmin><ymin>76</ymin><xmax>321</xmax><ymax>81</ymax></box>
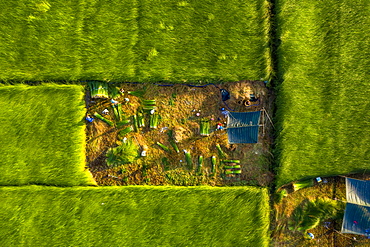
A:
<box><xmin>227</xmin><ymin>126</ymin><xmax>259</xmax><ymax>144</ymax></box>
<box><xmin>227</xmin><ymin>111</ymin><xmax>260</xmax><ymax>128</ymax></box>
<box><xmin>346</xmin><ymin>178</ymin><xmax>370</xmax><ymax>206</ymax></box>
<box><xmin>342</xmin><ymin>178</ymin><xmax>370</xmax><ymax>235</ymax></box>
<box><xmin>227</xmin><ymin>111</ymin><xmax>261</xmax><ymax>144</ymax></box>
<box><xmin>341</xmin><ymin>203</ymin><xmax>370</xmax><ymax>235</ymax></box>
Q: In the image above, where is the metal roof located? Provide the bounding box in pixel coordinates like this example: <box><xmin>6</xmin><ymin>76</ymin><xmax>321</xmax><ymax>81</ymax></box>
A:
<box><xmin>227</xmin><ymin>111</ymin><xmax>261</xmax><ymax>144</ymax></box>
<box><xmin>341</xmin><ymin>178</ymin><xmax>370</xmax><ymax>236</ymax></box>
<box><xmin>346</xmin><ymin>177</ymin><xmax>370</xmax><ymax>206</ymax></box>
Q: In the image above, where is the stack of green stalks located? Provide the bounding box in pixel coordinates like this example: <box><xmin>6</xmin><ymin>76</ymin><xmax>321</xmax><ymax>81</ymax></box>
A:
<box><xmin>118</xmin><ymin>126</ymin><xmax>133</xmax><ymax>138</ymax></box>
<box><xmin>132</xmin><ymin>115</ymin><xmax>139</xmax><ymax>131</ymax></box>
<box><xmin>223</xmin><ymin>160</ymin><xmax>241</xmax><ymax>175</ymax></box>
<box><xmin>157</xmin><ymin>142</ymin><xmax>170</xmax><ymax>152</ymax></box>
<box><xmin>88</xmin><ymin>81</ymin><xmax>120</xmax><ymax>99</ymax></box>
<box><xmin>88</xmin><ymin>81</ymin><xmax>109</xmax><ymax>98</ymax></box>
<box><xmin>108</xmin><ymin>84</ymin><xmax>121</xmax><ymax>99</ymax></box>
<box><xmin>150</xmin><ymin>113</ymin><xmax>160</xmax><ymax>129</ymax></box>
<box><xmin>94</xmin><ymin>112</ymin><xmax>114</xmax><ymax>126</ymax></box>
<box><xmin>112</xmin><ymin>103</ymin><xmax>124</xmax><ymax>121</ymax></box>
<box><xmin>200</xmin><ymin>119</ymin><xmax>210</xmax><ymax>136</ymax></box>
<box><xmin>183</xmin><ymin>150</ymin><xmax>193</xmax><ymax>170</ymax></box>
<box><xmin>197</xmin><ymin>156</ymin><xmax>203</xmax><ymax>174</ymax></box>
<box><xmin>142</xmin><ymin>99</ymin><xmax>156</xmax><ymax>111</ymax></box>
<box><xmin>216</xmin><ymin>144</ymin><xmax>227</xmax><ymax>159</ymax></box>
<box><xmin>137</xmin><ymin>113</ymin><xmax>145</xmax><ymax>128</ymax></box>
<box><xmin>211</xmin><ymin>156</ymin><xmax>217</xmax><ymax>174</ymax></box>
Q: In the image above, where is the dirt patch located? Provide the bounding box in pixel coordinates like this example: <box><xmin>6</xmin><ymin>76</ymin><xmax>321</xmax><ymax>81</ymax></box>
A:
<box><xmin>85</xmin><ymin>80</ymin><xmax>274</xmax><ymax>186</ymax></box>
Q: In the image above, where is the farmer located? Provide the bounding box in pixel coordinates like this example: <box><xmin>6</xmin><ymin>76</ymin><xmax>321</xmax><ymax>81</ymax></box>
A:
<box><xmin>110</xmin><ymin>99</ymin><xmax>119</xmax><ymax>105</ymax></box>
<box><xmin>102</xmin><ymin>109</ymin><xmax>109</xmax><ymax>115</ymax></box>
<box><xmin>85</xmin><ymin>115</ymin><xmax>94</xmax><ymax>123</ymax></box>
<box><xmin>249</xmin><ymin>94</ymin><xmax>258</xmax><ymax>102</ymax></box>
<box><xmin>216</xmin><ymin>123</ymin><xmax>224</xmax><ymax>130</ymax></box>
<box><xmin>221</xmin><ymin>108</ymin><xmax>229</xmax><ymax>118</ymax></box>
<box><xmin>307</xmin><ymin>232</ymin><xmax>314</xmax><ymax>239</ymax></box>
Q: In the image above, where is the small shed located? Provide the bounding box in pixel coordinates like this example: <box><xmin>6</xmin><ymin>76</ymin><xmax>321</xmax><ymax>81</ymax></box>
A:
<box><xmin>227</xmin><ymin>111</ymin><xmax>261</xmax><ymax>144</ymax></box>
<box><xmin>341</xmin><ymin>178</ymin><xmax>370</xmax><ymax>236</ymax></box>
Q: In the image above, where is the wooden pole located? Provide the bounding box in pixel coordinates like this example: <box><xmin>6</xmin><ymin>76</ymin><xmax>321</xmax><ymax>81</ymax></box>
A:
<box><xmin>263</xmin><ymin>108</ymin><xmax>275</xmax><ymax>129</ymax></box>
<box><xmin>262</xmin><ymin>108</ymin><xmax>265</xmax><ymax>136</ymax></box>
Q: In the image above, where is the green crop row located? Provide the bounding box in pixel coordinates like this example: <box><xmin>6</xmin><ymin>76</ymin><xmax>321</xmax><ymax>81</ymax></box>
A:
<box><xmin>0</xmin><ymin>186</ymin><xmax>270</xmax><ymax>247</ymax></box>
<box><xmin>0</xmin><ymin>0</ymin><xmax>271</xmax><ymax>83</ymax></box>
<box><xmin>275</xmin><ymin>0</ymin><xmax>370</xmax><ymax>187</ymax></box>
<box><xmin>0</xmin><ymin>84</ymin><xmax>95</xmax><ymax>186</ymax></box>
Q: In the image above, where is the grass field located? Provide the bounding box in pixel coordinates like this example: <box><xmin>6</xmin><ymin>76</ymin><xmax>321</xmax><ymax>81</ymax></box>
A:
<box><xmin>275</xmin><ymin>0</ymin><xmax>370</xmax><ymax>187</ymax></box>
<box><xmin>0</xmin><ymin>186</ymin><xmax>270</xmax><ymax>247</ymax></box>
<box><xmin>0</xmin><ymin>85</ymin><xmax>95</xmax><ymax>186</ymax></box>
<box><xmin>0</xmin><ymin>1</ymin><xmax>84</xmax><ymax>81</ymax></box>
<box><xmin>0</xmin><ymin>0</ymin><xmax>271</xmax><ymax>82</ymax></box>
<box><xmin>133</xmin><ymin>0</ymin><xmax>271</xmax><ymax>82</ymax></box>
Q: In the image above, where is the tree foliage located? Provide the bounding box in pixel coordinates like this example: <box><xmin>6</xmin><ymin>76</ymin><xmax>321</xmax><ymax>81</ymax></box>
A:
<box><xmin>288</xmin><ymin>198</ymin><xmax>344</xmax><ymax>233</ymax></box>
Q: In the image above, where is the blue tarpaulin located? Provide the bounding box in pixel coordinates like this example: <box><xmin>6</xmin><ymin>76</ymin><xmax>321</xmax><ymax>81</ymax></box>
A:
<box><xmin>227</xmin><ymin>111</ymin><xmax>261</xmax><ymax>144</ymax></box>
<box><xmin>342</xmin><ymin>203</ymin><xmax>370</xmax><ymax>235</ymax></box>
<box><xmin>341</xmin><ymin>178</ymin><xmax>370</xmax><ymax>236</ymax></box>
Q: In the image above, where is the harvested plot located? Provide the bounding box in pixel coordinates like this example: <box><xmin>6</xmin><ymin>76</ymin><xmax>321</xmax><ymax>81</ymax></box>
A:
<box><xmin>0</xmin><ymin>85</ymin><xmax>95</xmax><ymax>186</ymax></box>
<box><xmin>0</xmin><ymin>0</ymin><xmax>271</xmax><ymax>82</ymax></box>
<box><xmin>86</xmin><ymin>81</ymin><xmax>274</xmax><ymax>186</ymax></box>
<box><xmin>0</xmin><ymin>186</ymin><xmax>271</xmax><ymax>247</ymax></box>
<box><xmin>275</xmin><ymin>0</ymin><xmax>370</xmax><ymax>187</ymax></box>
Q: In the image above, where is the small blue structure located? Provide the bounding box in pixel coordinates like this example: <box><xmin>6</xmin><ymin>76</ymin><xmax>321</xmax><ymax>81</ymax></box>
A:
<box><xmin>341</xmin><ymin>178</ymin><xmax>370</xmax><ymax>235</ymax></box>
<box><xmin>227</xmin><ymin>111</ymin><xmax>261</xmax><ymax>144</ymax></box>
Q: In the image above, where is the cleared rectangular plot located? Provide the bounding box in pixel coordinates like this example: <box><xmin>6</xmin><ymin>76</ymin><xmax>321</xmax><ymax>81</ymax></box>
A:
<box><xmin>275</xmin><ymin>0</ymin><xmax>370</xmax><ymax>187</ymax></box>
<box><xmin>0</xmin><ymin>186</ymin><xmax>270</xmax><ymax>247</ymax></box>
<box><xmin>0</xmin><ymin>85</ymin><xmax>95</xmax><ymax>186</ymax></box>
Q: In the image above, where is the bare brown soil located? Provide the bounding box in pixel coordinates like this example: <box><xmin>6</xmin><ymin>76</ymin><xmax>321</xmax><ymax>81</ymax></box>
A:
<box><xmin>85</xmin><ymin>80</ymin><xmax>274</xmax><ymax>186</ymax></box>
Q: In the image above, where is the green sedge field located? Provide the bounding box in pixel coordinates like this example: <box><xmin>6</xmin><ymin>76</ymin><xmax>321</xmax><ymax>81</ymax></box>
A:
<box><xmin>0</xmin><ymin>0</ymin><xmax>271</xmax><ymax>82</ymax></box>
<box><xmin>0</xmin><ymin>186</ymin><xmax>270</xmax><ymax>247</ymax></box>
<box><xmin>275</xmin><ymin>0</ymin><xmax>370</xmax><ymax>187</ymax></box>
<box><xmin>0</xmin><ymin>85</ymin><xmax>95</xmax><ymax>186</ymax></box>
